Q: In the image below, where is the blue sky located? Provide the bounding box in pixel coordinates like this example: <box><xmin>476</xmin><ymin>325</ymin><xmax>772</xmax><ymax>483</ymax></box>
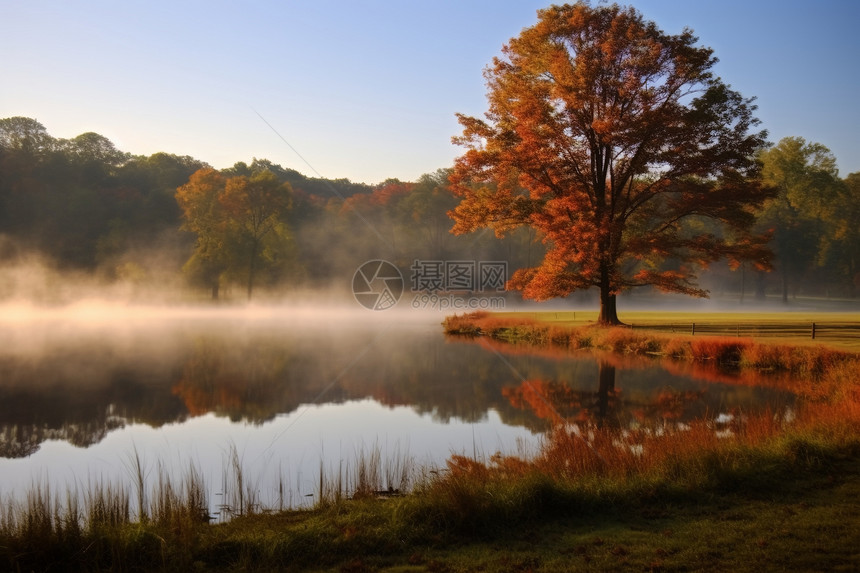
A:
<box><xmin>2</xmin><ymin>0</ymin><xmax>858</xmax><ymax>184</ymax></box>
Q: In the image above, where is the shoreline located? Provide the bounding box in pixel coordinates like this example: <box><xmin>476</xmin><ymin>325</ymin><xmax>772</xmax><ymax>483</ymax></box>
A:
<box><xmin>2</xmin><ymin>311</ymin><xmax>858</xmax><ymax>571</ymax></box>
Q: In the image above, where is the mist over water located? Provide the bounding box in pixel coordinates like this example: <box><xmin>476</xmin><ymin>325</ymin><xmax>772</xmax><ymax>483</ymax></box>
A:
<box><xmin>0</xmin><ymin>290</ymin><xmax>800</xmax><ymax>513</ymax></box>
<box><xmin>0</xmin><ymin>301</ymin><xmax>534</xmax><ymax>510</ymax></box>
<box><xmin>0</xmin><ymin>255</ymin><xmax>824</xmax><ymax>515</ymax></box>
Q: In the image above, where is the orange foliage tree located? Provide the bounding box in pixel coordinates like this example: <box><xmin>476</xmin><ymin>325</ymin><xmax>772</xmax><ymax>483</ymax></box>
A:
<box><xmin>176</xmin><ymin>168</ymin><xmax>229</xmax><ymax>299</ymax></box>
<box><xmin>220</xmin><ymin>170</ymin><xmax>293</xmax><ymax>300</ymax></box>
<box><xmin>449</xmin><ymin>2</ymin><xmax>774</xmax><ymax>324</ymax></box>
<box><xmin>177</xmin><ymin>168</ymin><xmax>293</xmax><ymax>300</ymax></box>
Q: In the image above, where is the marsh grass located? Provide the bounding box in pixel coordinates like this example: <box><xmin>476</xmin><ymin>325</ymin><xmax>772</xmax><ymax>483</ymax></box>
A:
<box><xmin>0</xmin><ymin>440</ymin><xmax>424</xmax><ymax>571</ymax></box>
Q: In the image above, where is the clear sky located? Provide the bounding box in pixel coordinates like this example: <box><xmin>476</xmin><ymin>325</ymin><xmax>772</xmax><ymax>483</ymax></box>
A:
<box><xmin>2</xmin><ymin>0</ymin><xmax>858</xmax><ymax>184</ymax></box>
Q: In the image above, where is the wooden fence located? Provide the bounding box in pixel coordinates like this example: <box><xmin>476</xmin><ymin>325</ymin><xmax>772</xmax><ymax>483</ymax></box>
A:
<box><xmin>628</xmin><ymin>322</ymin><xmax>860</xmax><ymax>340</ymax></box>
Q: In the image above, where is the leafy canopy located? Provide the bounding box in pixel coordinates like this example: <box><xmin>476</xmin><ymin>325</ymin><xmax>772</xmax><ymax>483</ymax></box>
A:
<box><xmin>450</xmin><ymin>1</ymin><xmax>773</xmax><ymax>323</ymax></box>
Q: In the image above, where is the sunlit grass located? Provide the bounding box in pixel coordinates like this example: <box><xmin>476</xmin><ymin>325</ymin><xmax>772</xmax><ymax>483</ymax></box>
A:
<box><xmin>489</xmin><ymin>309</ymin><xmax>860</xmax><ymax>351</ymax></box>
<box><xmin>496</xmin><ymin>309</ymin><xmax>860</xmax><ymax>324</ymax></box>
<box><xmin>446</xmin><ymin>310</ymin><xmax>860</xmax><ymax>356</ymax></box>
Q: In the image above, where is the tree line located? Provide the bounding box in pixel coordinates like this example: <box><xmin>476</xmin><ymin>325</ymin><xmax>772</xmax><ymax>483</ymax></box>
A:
<box><xmin>0</xmin><ymin>114</ymin><xmax>856</xmax><ymax>304</ymax></box>
<box><xmin>0</xmin><ymin>116</ymin><xmax>539</xmax><ymax>301</ymax></box>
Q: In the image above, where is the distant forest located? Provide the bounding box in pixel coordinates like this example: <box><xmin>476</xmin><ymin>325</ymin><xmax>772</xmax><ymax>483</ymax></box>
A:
<box><xmin>1</xmin><ymin>116</ymin><xmax>857</xmax><ymax>303</ymax></box>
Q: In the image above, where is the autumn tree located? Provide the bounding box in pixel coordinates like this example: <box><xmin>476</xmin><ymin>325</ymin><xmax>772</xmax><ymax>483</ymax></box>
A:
<box><xmin>822</xmin><ymin>172</ymin><xmax>860</xmax><ymax>297</ymax></box>
<box><xmin>450</xmin><ymin>2</ymin><xmax>773</xmax><ymax>324</ymax></box>
<box><xmin>176</xmin><ymin>168</ymin><xmax>230</xmax><ymax>298</ymax></box>
<box><xmin>176</xmin><ymin>168</ymin><xmax>294</xmax><ymax>300</ymax></box>
<box><xmin>220</xmin><ymin>170</ymin><xmax>294</xmax><ymax>300</ymax></box>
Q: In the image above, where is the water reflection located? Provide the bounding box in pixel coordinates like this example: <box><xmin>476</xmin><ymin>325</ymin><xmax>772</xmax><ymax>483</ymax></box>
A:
<box><xmin>0</xmin><ymin>308</ymin><xmax>806</xmax><ymax>514</ymax></box>
<box><xmin>503</xmin><ymin>361</ymin><xmax>710</xmax><ymax>430</ymax></box>
<box><xmin>465</xmin><ymin>335</ymin><xmax>795</xmax><ymax>432</ymax></box>
<box><xmin>0</xmin><ymin>310</ymin><xmax>795</xmax><ymax>461</ymax></box>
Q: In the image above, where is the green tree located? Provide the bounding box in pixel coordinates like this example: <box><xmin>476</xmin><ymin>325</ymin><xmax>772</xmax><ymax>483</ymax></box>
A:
<box><xmin>757</xmin><ymin>137</ymin><xmax>841</xmax><ymax>302</ymax></box>
<box><xmin>818</xmin><ymin>172</ymin><xmax>860</xmax><ymax>297</ymax></box>
<box><xmin>0</xmin><ymin>116</ymin><xmax>54</xmax><ymax>156</ymax></box>
<box><xmin>0</xmin><ymin>118</ymin><xmax>56</xmax><ymax>235</ymax></box>
<box><xmin>63</xmin><ymin>132</ymin><xmax>128</xmax><ymax>166</ymax></box>
<box><xmin>398</xmin><ymin>169</ymin><xmax>460</xmax><ymax>260</ymax></box>
<box><xmin>449</xmin><ymin>2</ymin><xmax>772</xmax><ymax>324</ymax></box>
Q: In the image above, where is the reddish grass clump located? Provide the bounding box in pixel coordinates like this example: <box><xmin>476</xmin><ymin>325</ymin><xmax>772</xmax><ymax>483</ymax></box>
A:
<box><xmin>740</xmin><ymin>343</ymin><xmax>851</xmax><ymax>378</ymax></box>
<box><xmin>689</xmin><ymin>337</ymin><xmax>753</xmax><ymax>364</ymax></box>
<box><xmin>443</xmin><ymin>311</ymin><xmax>546</xmax><ymax>340</ymax></box>
<box><xmin>442</xmin><ymin>311</ymin><xmax>490</xmax><ymax>335</ymax></box>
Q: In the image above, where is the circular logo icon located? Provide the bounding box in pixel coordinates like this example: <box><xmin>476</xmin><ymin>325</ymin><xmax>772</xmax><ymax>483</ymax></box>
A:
<box><xmin>352</xmin><ymin>260</ymin><xmax>404</xmax><ymax>310</ymax></box>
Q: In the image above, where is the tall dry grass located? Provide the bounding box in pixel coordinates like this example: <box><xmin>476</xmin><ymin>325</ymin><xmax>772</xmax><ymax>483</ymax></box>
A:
<box><xmin>0</xmin><ymin>440</ymin><xmax>422</xmax><ymax>570</ymax></box>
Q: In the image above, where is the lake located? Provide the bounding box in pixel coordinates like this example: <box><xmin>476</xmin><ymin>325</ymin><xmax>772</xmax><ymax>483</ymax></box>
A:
<box><xmin>0</xmin><ymin>304</ymin><xmax>795</xmax><ymax>515</ymax></box>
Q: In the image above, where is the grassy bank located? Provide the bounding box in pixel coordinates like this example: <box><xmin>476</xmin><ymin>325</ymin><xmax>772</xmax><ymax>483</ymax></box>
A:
<box><xmin>443</xmin><ymin>310</ymin><xmax>860</xmax><ymax>368</ymax></box>
<box><xmin>2</xmin><ymin>428</ymin><xmax>859</xmax><ymax>572</ymax></box>
<box><xmin>476</xmin><ymin>310</ymin><xmax>860</xmax><ymax>352</ymax></box>
<box><xmin>2</xmin><ymin>428</ymin><xmax>858</xmax><ymax>571</ymax></box>
<box><xmin>2</xmin><ymin>311</ymin><xmax>859</xmax><ymax>571</ymax></box>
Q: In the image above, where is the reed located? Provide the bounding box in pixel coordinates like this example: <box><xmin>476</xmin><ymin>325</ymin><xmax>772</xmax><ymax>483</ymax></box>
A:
<box><xmin>0</xmin><ymin>440</ymin><xmax>425</xmax><ymax>571</ymax></box>
<box><xmin>315</xmin><ymin>440</ymin><xmax>415</xmax><ymax>506</ymax></box>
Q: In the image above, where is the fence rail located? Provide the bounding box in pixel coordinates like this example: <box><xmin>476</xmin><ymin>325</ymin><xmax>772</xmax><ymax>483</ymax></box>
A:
<box><xmin>628</xmin><ymin>322</ymin><xmax>860</xmax><ymax>340</ymax></box>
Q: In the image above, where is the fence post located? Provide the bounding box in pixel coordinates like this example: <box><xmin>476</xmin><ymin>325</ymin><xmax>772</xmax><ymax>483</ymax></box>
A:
<box><xmin>691</xmin><ymin>323</ymin><xmax>696</xmax><ymax>336</ymax></box>
<box><xmin>811</xmin><ymin>322</ymin><xmax>816</xmax><ymax>340</ymax></box>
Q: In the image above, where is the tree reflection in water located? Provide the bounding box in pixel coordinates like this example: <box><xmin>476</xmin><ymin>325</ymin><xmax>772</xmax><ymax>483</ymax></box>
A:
<box><xmin>0</xmin><ymin>316</ymin><xmax>795</xmax><ymax>459</ymax></box>
<box><xmin>503</xmin><ymin>360</ymin><xmax>710</xmax><ymax>432</ymax></box>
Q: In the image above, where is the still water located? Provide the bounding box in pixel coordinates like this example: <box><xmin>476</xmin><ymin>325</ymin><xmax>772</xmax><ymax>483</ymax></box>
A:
<box><xmin>0</xmin><ymin>304</ymin><xmax>793</xmax><ymax>512</ymax></box>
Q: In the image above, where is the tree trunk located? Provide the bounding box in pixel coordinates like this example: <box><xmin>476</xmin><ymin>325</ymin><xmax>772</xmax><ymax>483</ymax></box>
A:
<box><xmin>247</xmin><ymin>239</ymin><xmax>258</xmax><ymax>301</ymax></box>
<box><xmin>211</xmin><ymin>281</ymin><xmax>219</xmax><ymax>300</ymax></box>
<box><xmin>597</xmin><ymin>292</ymin><xmax>621</xmax><ymax>325</ymax></box>
<box><xmin>597</xmin><ymin>275</ymin><xmax>622</xmax><ymax>325</ymax></box>
<box><xmin>754</xmin><ymin>269</ymin><xmax>767</xmax><ymax>300</ymax></box>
